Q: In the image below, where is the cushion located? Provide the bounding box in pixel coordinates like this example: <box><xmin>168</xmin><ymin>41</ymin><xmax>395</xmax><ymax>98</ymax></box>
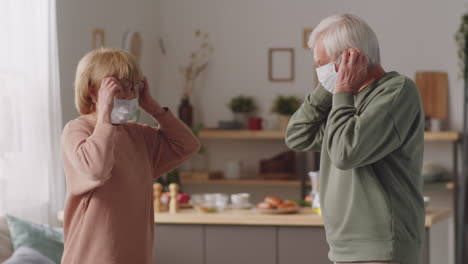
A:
<box><xmin>3</xmin><ymin>247</ymin><xmax>54</xmax><ymax>264</ymax></box>
<box><xmin>0</xmin><ymin>215</ymin><xmax>14</xmax><ymax>262</ymax></box>
<box><xmin>6</xmin><ymin>215</ymin><xmax>63</xmax><ymax>264</ymax></box>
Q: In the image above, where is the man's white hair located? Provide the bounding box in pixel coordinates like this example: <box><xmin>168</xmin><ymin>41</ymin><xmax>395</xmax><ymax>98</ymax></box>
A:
<box><xmin>308</xmin><ymin>14</ymin><xmax>380</xmax><ymax>67</ymax></box>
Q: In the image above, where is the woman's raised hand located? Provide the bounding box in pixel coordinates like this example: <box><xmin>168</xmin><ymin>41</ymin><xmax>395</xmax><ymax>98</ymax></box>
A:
<box><xmin>96</xmin><ymin>77</ymin><xmax>123</xmax><ymax>124</ymax></box>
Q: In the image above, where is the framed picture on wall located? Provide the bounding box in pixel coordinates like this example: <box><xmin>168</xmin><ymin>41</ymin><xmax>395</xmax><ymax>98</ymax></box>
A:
<box><xmin>303</xmin><ymin>28</ymin><xmax>314</xmax><ymax>49</ymax></box>
<box><xmin>92</xmin><ymin>28</ymin><xmax>105</xmax><ymax>49</ymax></box>
<box><xmin>268</xmin><ymin>48</ymin><xmax>295</xmax><ymax>82</ymax></box>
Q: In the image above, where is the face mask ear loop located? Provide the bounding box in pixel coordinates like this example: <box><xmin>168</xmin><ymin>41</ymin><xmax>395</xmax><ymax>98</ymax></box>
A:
<box><xmin>334</xmin><ymin>55</ymin><xmax>342</xmax><ymax>66</ymax></box>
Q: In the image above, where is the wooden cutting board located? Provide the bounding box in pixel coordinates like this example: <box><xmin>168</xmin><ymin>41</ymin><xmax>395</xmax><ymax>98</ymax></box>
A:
<box><xmin>415</xmin><ymin>71</ymin><xmax>448</xmax><ymax>120</ymax></box>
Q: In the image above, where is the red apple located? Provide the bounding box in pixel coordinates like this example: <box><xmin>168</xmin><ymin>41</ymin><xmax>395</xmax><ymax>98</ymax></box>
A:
<box><xmin>177</xmin><ymin>193</ymin><xmax>190</xmax><ymax>204</ymax></box>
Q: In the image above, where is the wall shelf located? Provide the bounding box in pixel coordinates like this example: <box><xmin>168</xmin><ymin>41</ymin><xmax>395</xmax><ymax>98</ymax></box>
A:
<box><xmin>424</xmin><ymin>131</ymin><xmax>460</xmax><ymax>142</ymax></box>
<box><xmin>199</xmin><ymin>129</ymin><xmax>460</xmax><ymax>142</ymax></box>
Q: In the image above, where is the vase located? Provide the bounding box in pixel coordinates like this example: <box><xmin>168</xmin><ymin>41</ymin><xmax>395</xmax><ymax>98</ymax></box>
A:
<box><xmin>233</xmin><ymin>113</ymin><xmax>250</xmax><ymax>129</ymax></box>
<box><xmin>278</xmin><ymin>114</ymin><xmax>291</xmax><ymax>131</ymax></box>
<box><xmin>178</xmin><ymin>98</ymin><xmax>193</xmax><ymax>127</ymax></box>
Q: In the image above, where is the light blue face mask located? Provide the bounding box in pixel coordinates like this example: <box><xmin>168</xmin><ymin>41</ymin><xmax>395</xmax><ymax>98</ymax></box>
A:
<box><xmin>111</xmin><ymin>97</ymin><xmax>139</xmax><ymax>124</ymax></box>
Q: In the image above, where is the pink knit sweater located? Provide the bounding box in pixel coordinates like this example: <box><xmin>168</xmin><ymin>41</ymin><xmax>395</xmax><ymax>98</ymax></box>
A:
<box><xmin>60</xmin><ymin>109</ymin><xmax>200</xmax><ymax>264</ymax></box>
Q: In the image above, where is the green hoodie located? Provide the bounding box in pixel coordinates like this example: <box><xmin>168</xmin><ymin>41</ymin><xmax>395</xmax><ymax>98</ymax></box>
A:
<box><xmin>285</xmin><ymin>72</ymin><xmax>425</xmax><ymax>264</ymax></box>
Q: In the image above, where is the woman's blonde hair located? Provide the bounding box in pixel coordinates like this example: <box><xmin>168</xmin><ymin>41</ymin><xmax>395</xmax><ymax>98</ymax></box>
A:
<box><xmin>74</xmin><ymin>48</ymin><xmax>143</xmax><ymax>114</ymax></box>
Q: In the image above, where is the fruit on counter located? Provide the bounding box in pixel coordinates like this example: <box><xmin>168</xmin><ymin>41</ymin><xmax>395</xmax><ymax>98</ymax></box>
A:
<box><xmin>160</xmin><ymin>192</ymin><xmax>191</xmax><ymax>204</ymax></box>
<box><xmin>177</xmin><ymin>193</ymin><xmax>190</xmax><ymax>204</ymax></box>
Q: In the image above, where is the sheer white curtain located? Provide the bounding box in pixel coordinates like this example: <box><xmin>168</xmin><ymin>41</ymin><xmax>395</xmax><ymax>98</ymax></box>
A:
<box><xmin>0</xmin><ymin>0</ymin><xmax>64</xmax><ymax>225</ymax></box>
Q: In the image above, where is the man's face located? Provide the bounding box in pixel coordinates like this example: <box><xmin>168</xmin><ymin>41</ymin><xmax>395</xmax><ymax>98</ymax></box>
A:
<box><xmin>313</xmin><ymin>37</ymin><xmax>331</xmax><ymax>67</ymax></box>
<box><xmin>313</xmin><ymin>37</ymin><xmax>340</xmax><ymax>72</ymax></box>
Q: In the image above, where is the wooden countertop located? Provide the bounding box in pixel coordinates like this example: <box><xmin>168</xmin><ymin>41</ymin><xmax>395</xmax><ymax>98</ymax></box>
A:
<box><xmin>57</xmin><ymin>208</ymin><xmax>450</xmax><ymax>227</ymax></box>
<box><xmin>154</xmin><ymin>208</ymin><xmax>451</xmax><ymax>227</ymax></box>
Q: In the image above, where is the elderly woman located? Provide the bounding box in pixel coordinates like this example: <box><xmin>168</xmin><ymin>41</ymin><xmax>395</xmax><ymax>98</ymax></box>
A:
<box><xmin>60</xmin><ymin>48</ymin><xmax>200</xmax><ymax>264</ymax></box>
<box><xmin>286</xmin><ymin>14</ymin><xmax>425</xmax><ymax>264</ymax></box>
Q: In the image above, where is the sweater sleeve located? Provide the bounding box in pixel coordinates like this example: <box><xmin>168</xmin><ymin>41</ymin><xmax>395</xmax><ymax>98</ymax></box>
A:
<box><xmin>61</xmin><ymin>121</ymin><xmax>116</xmax><ymax>195</ymax></box>
<box><xmin>326</xmin><ymin>86</ymin><xmax>404</xmax><ymax>170</ymax></box>
<box><xmin>140</xmin><ymin>108</ymin><xmax>201</xmax><ymax>178</ymax></box>
<box><xmin>285</xmin><ymin>84</ymin><xmax>332</xmax><ymax>152</ymax></box>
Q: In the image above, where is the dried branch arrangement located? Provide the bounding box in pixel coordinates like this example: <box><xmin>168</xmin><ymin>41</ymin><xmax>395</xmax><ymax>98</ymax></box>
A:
<box><xmin>179</xmin><ymin>30</ymin><xmax>214</xmax><ymax>100</ymax></box>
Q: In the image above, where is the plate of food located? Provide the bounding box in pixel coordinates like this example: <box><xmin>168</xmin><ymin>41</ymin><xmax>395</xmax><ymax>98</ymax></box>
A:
<box><xmin>255</xmin><ymin>196</ymin><xmax>300</xmax><ymax>214</ymax></box>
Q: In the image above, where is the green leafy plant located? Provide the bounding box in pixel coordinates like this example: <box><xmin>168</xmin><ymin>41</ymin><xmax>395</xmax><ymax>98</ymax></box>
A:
<box><xmin>191</xmin><ymin>123</ymin><xmax>205</xmax><ymax>154</ymax></box>
<box><xmin>271</xmin><ymin>95</ymin><xmax>301</xmax><ymax>116</ymax></box>
<box><xmin>154</xmin><ymin>175</ymin><xmax>167</xmax><ymax>191</ymax></box>
<box><xmin>166</xmin><ymin>169</ymin><xmax>181</xmax><ymax>186</ymax></box>
<box><xmin>227</xmin><ymin>95</ymin><xmax>257</xmax><ymax>113</ymax></box>
<box><xmin>455</xmin><ymin>14</ymin><xmax>468</xmax><ymax>78</ymax></box>
<box><xmin>154</xmin><ymin>169</ymin><xmax>184</xmax><ymax>192</ymax></box>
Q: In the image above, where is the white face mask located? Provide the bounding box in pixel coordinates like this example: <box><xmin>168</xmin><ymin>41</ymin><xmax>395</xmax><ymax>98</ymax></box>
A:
<box><xmin>111</xmin><ymin>97</ymin><xmax>139</xmax><ymax>124</ymax></box>
<box><xmin>316</xmin><ymin>61</ymin><xmax>338</xmax><ymax>93</ymax></box>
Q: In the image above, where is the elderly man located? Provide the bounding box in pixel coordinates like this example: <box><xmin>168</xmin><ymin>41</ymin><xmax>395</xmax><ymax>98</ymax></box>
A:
<box><xmin>285</xmin><ymin>14</ymin><xmax>425</xmax><ymax>264</ymax></box>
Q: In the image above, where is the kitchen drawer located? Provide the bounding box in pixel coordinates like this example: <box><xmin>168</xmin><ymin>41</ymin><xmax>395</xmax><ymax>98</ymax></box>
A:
<box><xmin>278</xmin><ymin>227</ymin><xmax>331</xmax><ymax>264</ymax></box>
<box><xmin>205</xmin><ymin>225</ymin><xmax>276</xmax><ymax>264</ymax></box>
<box><xmin>154</xmin><ymin>224</ymin><xmax>204</xmax><ymax>264</ymax></box>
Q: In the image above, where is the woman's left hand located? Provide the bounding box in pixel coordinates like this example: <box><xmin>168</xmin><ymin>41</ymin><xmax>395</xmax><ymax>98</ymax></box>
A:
<box><xmin>139</xmin><ymin>77</ymin><xmax>155</xmax><ymax>109</ymax></box>
<box><xmin>139</xmin><ymin>77</ymin><xmax>165</xmax><ymax>115</ymax></box>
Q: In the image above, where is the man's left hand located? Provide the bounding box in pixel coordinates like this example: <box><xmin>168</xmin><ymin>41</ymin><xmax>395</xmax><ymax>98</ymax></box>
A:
<box><xmin>335</xmin><ymin>48</ymin><xmax>369</xmax><ymax>95</ymax></box>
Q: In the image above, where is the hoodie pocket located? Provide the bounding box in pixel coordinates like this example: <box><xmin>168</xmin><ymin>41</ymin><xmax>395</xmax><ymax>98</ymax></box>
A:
<box><xmin>322</xmin><ymin>170</ymin><xmax>393</xmax><ymax>242</ymax></box>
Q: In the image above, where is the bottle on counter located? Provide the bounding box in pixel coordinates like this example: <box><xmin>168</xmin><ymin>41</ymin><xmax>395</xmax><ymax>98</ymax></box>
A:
<box><xmin>308</xmin><ymin>171</ymin><xmax>321</xmax><ymax>215</ymax></box>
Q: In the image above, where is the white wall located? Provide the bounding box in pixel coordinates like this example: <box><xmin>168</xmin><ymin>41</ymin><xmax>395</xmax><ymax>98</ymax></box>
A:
<box><xmin>57</xmin><ymin>0</ymin><xmax>161</xmax><ymax>126</ymax></box>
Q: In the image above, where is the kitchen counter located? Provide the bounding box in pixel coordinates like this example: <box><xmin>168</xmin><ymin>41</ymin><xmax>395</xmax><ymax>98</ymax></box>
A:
<box><xmin>57</xmin><ymin>208</ymin><xmax>452</xmax><ymax>264</ymax></box>
<box><xmin>154</xmin><ymin>208</ymin><xmax>451</xmax><ymax>264</ymax></box>
<box><xmin>154</xmin><ymin>208</ymin><xmax>450</xmax><ymax>227</ymax></box>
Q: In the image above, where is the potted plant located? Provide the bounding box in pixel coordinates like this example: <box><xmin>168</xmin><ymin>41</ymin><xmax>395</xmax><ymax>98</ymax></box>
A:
<box><xmin>227</xmin><ymin>95</ymin><xmax>257</xmax><ymax>128</ymax></box>
<box><xmin>271</xmin><ymin>95</ymin><xmax>301</xmax><ymax>131</ymax></box>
